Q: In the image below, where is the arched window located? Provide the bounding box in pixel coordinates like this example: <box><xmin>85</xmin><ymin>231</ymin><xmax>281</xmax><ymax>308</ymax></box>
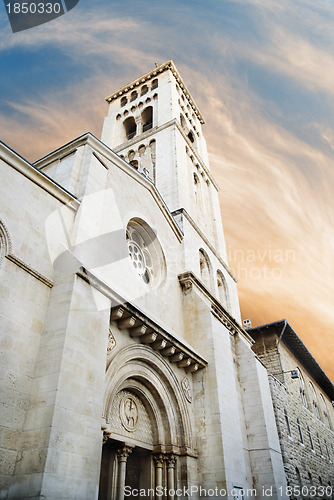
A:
<box><xmin>217</xmin><ymin>270</ymin><xmax>228</xmax><ymax>310</ymax></box>
<box><xmin>199</xmin><ymin>249</ymin><xmax>212</xmax><ymax>290</ymax></box>
<box><xmin>324</xmin><ymin>439</ymin><xmax>331</xmax><ymax>462</ymax></box>
<box><xmin>193</xmin><ymin>173</ymin><xmax>201</xmax><ymax>206</ymax></box>
<box><xmin>151</xmin><ymin>79</ymin><xmax>158</xmax><ymax>90</ymax></box>
<box><xmin>130</xmin><ymin>91</ymin><xmax>138</xmax><ymax>102</ymax></box>
<box><xmin>121</xmin><ymin>96</ymin><xmax>127</xmax><ymax>107</ymax></box>
<box><xmin>180</xmin><ymin>114</ymin><xmax>186</xmax><ymax>130</ymax></box>
<box><xmin>316</xmin><ymin>433</ymin><xmax>323</xmax><ymax>456</ymax></box>
<box><xmin>309</xmin><ymin>382</ymin><xmax>320</xmax><ymax>418</ymax></box>
<box><xmin>284</xmin><ymin>409</ymin><xmax>292</xmax><ymax>437</ymax></box>
<box><xmin>297</xmin><ymin>369</ymin><xmax>308</xmax><ymax>408</ymax></box>
<box><xmin>319</xmin><ymin>393</ymin><xmax>331</xmax><ymax>428</ymax></box>
<box><xmin>296</xmin><ymin>467</ymin><xmax>302</xmax><ymax>488</ymax></box>
<box><xmin>187</xmin><ymin>130</ymin><xmax>195</xmax><ymax>143</ymax></box>
<box><xmin>296</xmin><ymin>418</ymin><xmax>304</xmax><ymax>444</ymax></box>
<box><xmin>129</xmin><ymin>160</ymin><xmax>138</xmax><ymax>169</ymax></box>
<box><xmin>307</xmin><ymin>426</ymin><xmax>314</xmax><ymax>451</ymax></box>
<box><xmin>126</xmin><ymin>218</ymin><xmax>166</xmax><ymax>287</ymax></box>
<box><xmin>123</xmin><ymin>117</ymin><xmax>137</xmax><ymax>140</ymax></box>
<box><xmin>141</xmin><ymin>106</ymin><xmax>153</xmax><ymax>132</ymax></box>
<box><xmin>140</xmin><ymin>85</ymin><xmax>148</xmax><ymax>96</ymax></box>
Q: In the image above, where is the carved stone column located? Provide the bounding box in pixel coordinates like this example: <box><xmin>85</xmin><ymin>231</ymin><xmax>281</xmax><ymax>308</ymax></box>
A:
<box><xmin>153</xmin><ymin>454</ymin><xmax>165</xmax><ymax>497</ymax></box>
<box><xmin>166</xmin><ymin>455</ymin><xmax>176</xmax><ymax>500</ymax></box>
<box><xmin>116</xmin><ymin>445</ymin><xmax>133</xmax><ymax>500</ymax></box>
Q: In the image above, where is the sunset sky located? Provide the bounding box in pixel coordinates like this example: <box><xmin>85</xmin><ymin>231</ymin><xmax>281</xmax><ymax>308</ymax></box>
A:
<box><xmin>1</xmin><ymin>0</ymin><xmax>333</xmax><ymax>379</ymax></box>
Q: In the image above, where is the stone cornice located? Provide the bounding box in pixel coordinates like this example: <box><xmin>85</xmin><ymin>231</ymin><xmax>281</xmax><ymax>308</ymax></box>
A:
<box><xmin>6</xmin><ymin>254</ymin><xmax>53</xmax><ymax>288</ymax></box>
<box><xmin>77</xmin><ymin>267</ymin><xmax>207</xmax><ymax>372</ymax></box>
<box><xmin>104</xmin><ymin>60</ymin><xmax>205</xmax><ymax>124</ymax></box>
<box><xmin>173</xmin><ymin>209</ymin><xmax>237</xmax><ymax>283</ymax></box>
<box><xmin>0</xmin><ymin>141</ymin><xmax>79</xmax><ymax>210</ymax></box>
<box><xmin>178</xmin><ymin>271</ymin><xmax>254</xmax><ymax>345</ymax></box>
<box><xmin>35</xmin><ymin>133</ymin><xmax>183</xmax><ymax>244</ymax></box>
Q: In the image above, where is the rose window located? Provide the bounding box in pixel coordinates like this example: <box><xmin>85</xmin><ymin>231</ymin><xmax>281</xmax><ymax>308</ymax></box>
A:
<box><xmin>126</xmin><ymin>218</ymin><xmax>165</xmax><ymax>287</ymax></box>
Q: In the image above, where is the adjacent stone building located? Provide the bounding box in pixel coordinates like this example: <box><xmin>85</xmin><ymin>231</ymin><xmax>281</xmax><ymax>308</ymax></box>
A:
<box><xmin>0</xmin><ymin>60</ymin><xmax>331</xmax><ymax>500</ymax></box>
<box><xmin>247</xmin><ymin>320</ymin><xmax>334</xmax><ymax>498</ymax></box>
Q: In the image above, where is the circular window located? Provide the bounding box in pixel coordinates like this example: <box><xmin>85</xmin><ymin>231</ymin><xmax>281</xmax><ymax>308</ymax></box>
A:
<box><xmin>126</xmin><ymin>218</ymin><xmax>165</xmax><ymax>287</ymax></box>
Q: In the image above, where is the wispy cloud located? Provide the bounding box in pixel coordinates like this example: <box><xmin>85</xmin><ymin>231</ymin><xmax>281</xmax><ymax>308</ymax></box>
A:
<box><xmin>1</xmin><ymin>1</ymin><xmax>334</xmax><ymax>379</ymax></box>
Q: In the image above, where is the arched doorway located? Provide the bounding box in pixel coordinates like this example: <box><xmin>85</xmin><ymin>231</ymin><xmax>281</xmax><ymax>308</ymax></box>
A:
<box><xmin>99</xmin><ymin>344</ymin><xmax>194</xmax><ymax>500</ymax></box>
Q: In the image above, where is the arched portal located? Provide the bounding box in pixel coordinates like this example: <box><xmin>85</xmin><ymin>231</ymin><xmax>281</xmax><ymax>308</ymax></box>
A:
<box><xmin>99</xmin><ymin>344</ymin><xmax>194</xmax><ymax>500</ymax></box>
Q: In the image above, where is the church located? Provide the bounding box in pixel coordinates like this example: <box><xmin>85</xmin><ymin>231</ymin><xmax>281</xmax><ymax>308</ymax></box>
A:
<box><xmin>0</xmin><ymin>60</ymin><xmax>332</xmax><ymax>499</ymax></box>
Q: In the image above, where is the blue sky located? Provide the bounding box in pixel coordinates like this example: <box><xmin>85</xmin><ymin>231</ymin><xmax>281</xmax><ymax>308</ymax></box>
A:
<box><xmin>1</xmin><ymin>0</ymin><xmax>334</xmax><ymax>378</ymax></box>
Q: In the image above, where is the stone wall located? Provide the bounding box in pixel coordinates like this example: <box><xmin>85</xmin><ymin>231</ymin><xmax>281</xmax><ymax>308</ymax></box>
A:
<box><xmin>251</xmin><ymin>331</ymin><xmax>334</xmax><ymax>499</ymax></box>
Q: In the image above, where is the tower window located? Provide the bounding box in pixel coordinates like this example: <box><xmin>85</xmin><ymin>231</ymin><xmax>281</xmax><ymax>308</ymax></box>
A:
<box><xmin>151</xmin><ymin>79</ymin><xmax>158</xmax><ymax>90</ymax></box>
<box><xmin>130</xmin><ymin>160</ymin><xmax>138</xmax><ymax>169</ymax></box>
<box><xmin>141</xmin><ymin>106</ymin><xmax>153</xmax><ymax>132</ymax></box>
<box><xmin>123</xmin><ymin>117</ymin><xmax>137</xmax><ymax>140</ymax></box>
<box><xmin>187</xmin><ymin>131</ymin><xmax>195</xmax><ymax>143</ymax></box>
<box><xmin>141</xmin><ymin>85</ymin><xmax>148</xmax><ymax>96</ymax></box>
<box><xmin>121</xmin><ymin>96</ymin><xmax>127</xmax><ymax>107</ymax></box>
<box><xmin>130</xmin><ymin>91</ymin><xmax>138</xmax><ymax>102</ymax></box>
<box><xmin>180</xmin><ymin>114</ymin><xmax>186</xmax><ymax>130</ymax></box>
<box><xmin>199</xmin><ymin>249</ymin><xmax>212</xmax><ymax>290</ymax></box>
<box><xmin>217</xmin><ymin>270</ymin><xmax>229</xmax><ymax>310</ymax></box>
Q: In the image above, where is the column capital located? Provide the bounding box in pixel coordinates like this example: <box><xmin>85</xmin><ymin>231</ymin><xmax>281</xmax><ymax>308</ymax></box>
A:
<box><xmin>117</xmin><ymin>445</ymin><xmax>133</xmax><ymax>463</ymax></box>
<box><xmin>153</xmin><ymin>453</ymin><xmax>165</xmax><ymax>468</ymax></box>
<box><xmin>166</xmin><ymin>454</ymin><xmax>177</xmax><ymax>468</ymax></box>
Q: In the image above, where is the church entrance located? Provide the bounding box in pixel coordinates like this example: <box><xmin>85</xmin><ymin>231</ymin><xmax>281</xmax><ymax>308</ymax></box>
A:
<box><xmin>98</xmin><ymin>440</ymin><xmax>153</xmax><ymax>500</ymax></box>
<box><xmin>99</xmin><ymin>344</ymin><xmax>196</xmax><ymax>500</ymax></box>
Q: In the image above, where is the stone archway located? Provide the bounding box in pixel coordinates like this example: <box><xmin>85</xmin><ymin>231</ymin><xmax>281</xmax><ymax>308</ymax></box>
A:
<box><xmin>99</xmin><ymin>344</ymin><xmax>194</xmax><ymax>500</ymax></box>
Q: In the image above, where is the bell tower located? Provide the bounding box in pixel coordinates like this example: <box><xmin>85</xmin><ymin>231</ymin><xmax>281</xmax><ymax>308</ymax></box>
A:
<box><xmin>101</xmin><ymin>60</ymin><xmax>227</xmax><ymax>258</ymax></box>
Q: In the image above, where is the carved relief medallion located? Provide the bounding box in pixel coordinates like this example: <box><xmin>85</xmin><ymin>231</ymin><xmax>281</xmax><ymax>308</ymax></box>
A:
<box><xmin>181</xmin><ymin>376</ymin><xmax>192</xmax><ymax>403</ymax></box>
<box><xmin>119</xmin><ymin>395</ymin><xmax>139</xmax><ymax>432</ymax></box>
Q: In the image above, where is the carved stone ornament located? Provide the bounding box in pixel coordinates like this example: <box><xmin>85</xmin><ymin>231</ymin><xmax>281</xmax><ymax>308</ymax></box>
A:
<box><xmin>107</xmin><ymin>328</ymin><xmax>116</xmax><ymax>353</ymax></box>
<box><xmin>181</xmin><ymin>376</ymin><xmax>192</xmax><ymax>403</ymax></box>
<box><xmin>102</xmin><ymin>429</ymin><xmax>112</xmax><ymax>445</ymax></box>
<box><xmin>119</xmin><ymin>395</ymin><xmax>139</xmax><ymax>432</ymax></box>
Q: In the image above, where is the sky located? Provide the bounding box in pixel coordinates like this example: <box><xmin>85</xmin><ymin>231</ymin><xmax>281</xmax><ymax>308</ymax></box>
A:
<box><xmin>1</xmin><ymin>0</ymin><xmax>334</xmax><ymax>380</ymax></box>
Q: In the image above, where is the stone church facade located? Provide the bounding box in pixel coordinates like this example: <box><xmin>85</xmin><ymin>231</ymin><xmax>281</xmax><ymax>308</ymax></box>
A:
<box><xmin>0</xmin><ymin>60</ymin><xmax>330</xmax><ymax>499</ymax></box>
